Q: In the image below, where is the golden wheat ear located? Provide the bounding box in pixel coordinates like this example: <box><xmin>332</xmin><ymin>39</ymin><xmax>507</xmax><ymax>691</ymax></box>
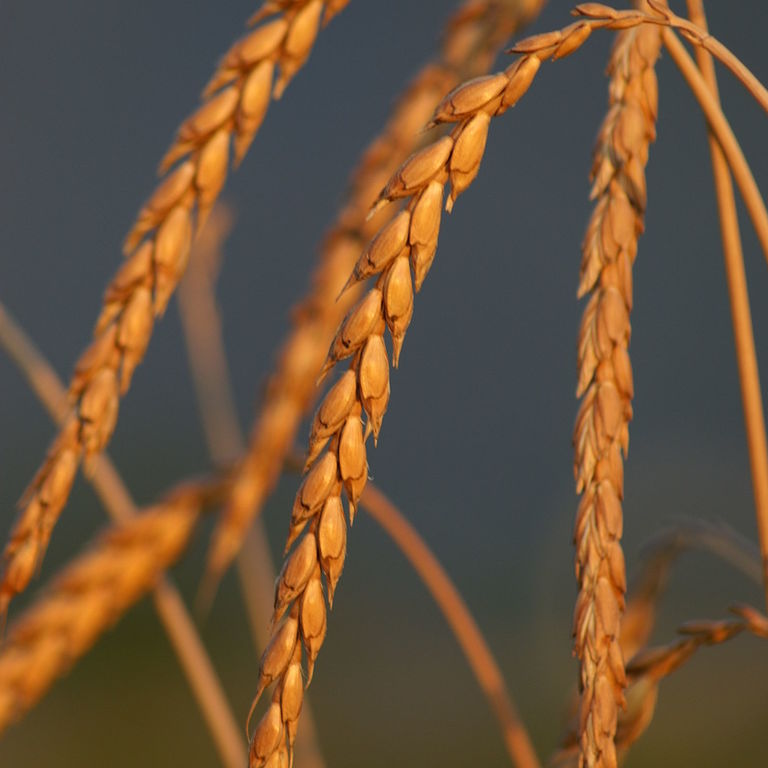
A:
<box><xmin>200</xmin><ymin>0</ymin><xmax>550</xmax><ymax>609</ymax></box>
<box><xmin>0</xmin><ymin>0</ymin><xmax>347</xmax><ymax>620</ymax></box>
<box><xmin>0</xmin><ymin>479</ymin><xmax>221</xmax><ymax>735</ymax></box>
<box><xmin>571</xmin><ymin>21</ymin><xmax>662</xmax><ymax>768</ymax></box>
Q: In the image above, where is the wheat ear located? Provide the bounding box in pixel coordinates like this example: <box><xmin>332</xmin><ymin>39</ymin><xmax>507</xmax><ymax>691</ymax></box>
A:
<box><xmin>244</xmin><ymin>17</ymin><xmax>618</xmax><ymax>768</ymax></box>
<box><xmin>0</xmin><ymin>1</ymin><xmax>346</xmax><ymax>618</ymax></box>
<box><xmin>0</xmin><ymin>301</ymin><xmax>247</xmax><ymax>766</ymax></box>
<box><xmin>0</xmin><ymin>479</ymin><xmax>222</xmax><ymax>734</ymax></box>
<box><xmin>570</xmin><ymin>19</ymin><xmax>662</xmax><ymax>768</ymax></box>
<box><xmin>201</xmin><ymin>0</ymin><xmax>548</xmax><ymax>605</ymax></box>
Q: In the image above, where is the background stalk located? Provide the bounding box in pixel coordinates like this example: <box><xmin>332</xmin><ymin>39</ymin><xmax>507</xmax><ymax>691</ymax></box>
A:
<box><xmin>0</xmin><ymin>303</ymin><xmax>246</xmax><ymax>768</ymax></box>
<box><xmin>664</xmin><ymin>20</ymin><xmax>768</xmax><ymax>611</ymax></box>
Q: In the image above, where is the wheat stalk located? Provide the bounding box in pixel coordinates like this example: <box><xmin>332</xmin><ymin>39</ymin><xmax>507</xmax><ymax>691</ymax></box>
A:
<box><xmin>0</xmin><ymin>0</ymin><xmax>346</xmax><ymax>619</ymax></box>
<box><xmin>360</xmin><ymin>482</ymin><xmax>540</xmax><ymax>768</ymax></box>
<box><xmin>0</xmin><ymin>479</ymin><xmax>222</xmax><ymax>735</ymax></box>
<box><xmin>573</xmin><ymin>2</ymin><xmax>768</xmax><ymax>117</ymax></box>
<box><xmin>661</xmin><ymin>3</ymin><xmax>768</xmax><ymax>614</ymax></box>
<box><xmin>201</xmin><ymin>0</ymin><xmax>548</xmax><ymax>606</ymax></box>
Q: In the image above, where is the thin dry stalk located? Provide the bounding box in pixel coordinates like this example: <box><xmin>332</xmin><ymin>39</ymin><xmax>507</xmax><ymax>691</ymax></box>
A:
<box><xmin>246</xmin><ymin>15</ymin><xmax>661</xmax><ymax>766</ymax></box>
<box><xmin>610</xmin><ymin>604</ymin><xmax>768</xmax><ymax>758</ymax></box>
<box><xmin>0</xmin><ymin>0</ymin><xmax>347</xmax><ymax>618</ymax></box>
<box><xmin>641</xmin><ymin>520</ymin><xmax>763</xmax><ymax>587</ymax></box>
<box><xmin>202</xmin><ymin>0</ymin><xmax>549</xmax><ymax>606</ymax></box>
<box><xmin>361</xmin><ymin>482</ymin><xmax>540</xmax><ymax>768</ymax></box>
<box><xmin>677</xmin><ymin>0</ymin><xmax>768</xmax><ymax>614</ymax></box>
<box><xmin>570</xmin><ymin>19</ymin><xmax>661</xmax><ymax>768</ymax></box>
<box><xmin>0</xmin><ymin>481</ymin><xmax>223</xmax><ymax>736</ymax></box>
<box><xmin>572</xmin><ymin>3</ymin><xmax>768</xmax><ymax>117</ymax></box>
<box><xmin>510</xmin><ymin>9</ymin><xmax>768</xmax><ymax>267</ymax></box>
<box><xmin>0</xmin><ymin>302</ymin><xmax>246</xmax><ymax>768</ymax></box>
<box><xmin>661</xmin><ymin>28</ymin><xmax>768</xmax><ymax>605</ymax></box>
<box><xmin>177</xmin><ymin>206</ymin><xmax>326</xmax><ymax>768</ymax></box>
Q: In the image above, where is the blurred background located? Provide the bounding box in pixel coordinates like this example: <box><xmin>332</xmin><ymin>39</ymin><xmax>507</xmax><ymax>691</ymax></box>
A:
<box><xmin>1</xmin><ymin>0</ymin><xmax>767</xmax><ymax>765</ymax></box>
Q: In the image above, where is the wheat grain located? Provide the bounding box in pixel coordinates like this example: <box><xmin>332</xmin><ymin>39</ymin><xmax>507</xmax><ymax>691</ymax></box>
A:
<box><xmin>0</xmin><ymin>479</ymin><xmax>221</xmax><ymax>733</ymax></box>
<box><xmin>571</xmin><ymin>19</ymin><xmax>662</xmax><ymax>768</ymax></box>
<box><xmin>202</xmin><ymin>0</ymin><xmax>548</xmax><ymax>604</ymax></box>
<box><xmin>0</xmin><ymin>0</ymin><xmax>346</xmax><ymax>619</ymax></box>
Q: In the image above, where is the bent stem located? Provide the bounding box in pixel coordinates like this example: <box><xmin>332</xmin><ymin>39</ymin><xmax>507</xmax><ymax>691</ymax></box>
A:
<box><xmin>665</xmin><ymin>20</ymin><xmax>768</xmax><ymax>612</ymax></box>
<box><xmin>0</xmin><ymin>302</ymin><xmax>246</xmax><ymax>768</ymax></box>
<box><xmin>176</xmin><ymin>206</ymin><xmax>326</xmax><ymax>768</ymax></box>
<box><xmin>360</xmin><ymin>483</ymin><xmax>540</xmax><ymax>768</ymax></box>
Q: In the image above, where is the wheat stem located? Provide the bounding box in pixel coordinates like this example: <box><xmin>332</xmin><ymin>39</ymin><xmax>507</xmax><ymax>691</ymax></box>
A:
<box><xmin>551</xmin><ymin>9</ymin><xmax>768</xmax><ymax>269</ymax></box>
<box><xmin>616</xmin><ymin>606</ymin><xmax>768</xmax><ymax>761</ymax></box>
<box><xmin>177</xmin><ymin>206</ymin><xmax>327</xmax><ymax>768</ymax></box>
<box><xmin>641</xmin><ymin>520</ymin><xmax>762</xmax><ymax>587</ymax></box>
<box><xmin>679</xmin><ymin>0</ymin><xmax>768</xmax><ymax>615</ymax></box>
<box><xmin>360</xmin><ymin>482</ymin><xmax>540</xmax><ymax>768</ymax></box>
<box><xmin>0</xmin><ymin>0</ymin><xmax>348</xmax><ymax>618</ymax></box>
<box><xmin>0</xmin><ymin>303</ymin><xmax>246</xmax><ymax>768</ymax></box>
<box><xmin>572</xmin><ymin>3</ymin><xmax>768</xmax><ymax>117</ymax></box>
<box><xmin>660</xmin><ymin>29</ymin><xmax>768</xmax><ymax>612</ymax></box>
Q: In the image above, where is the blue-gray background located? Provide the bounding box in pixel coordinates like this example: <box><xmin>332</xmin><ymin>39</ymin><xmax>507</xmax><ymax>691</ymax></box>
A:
<box><xmin>1</xmin><ymin>1</ymin><xmax>767</xmax><ymax>765</ymax></box>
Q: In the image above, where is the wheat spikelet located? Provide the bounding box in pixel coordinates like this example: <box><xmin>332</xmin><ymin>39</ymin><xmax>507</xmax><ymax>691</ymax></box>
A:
<box><xmin>0</xmin><ymin>479</ymin><xmax>220</xmax><ymax>733</ymax></box>
<box><xmin>0</xmin><ymin>0</ymin><xmax>346</xmax><ymax>618</ymax></box>
<box><xmin>570</xmin><ymin>19</ymin><xmax>662</xmax><ymax>768</ymax></box>
<box><xmin>202</xmin><ymin>0</ymin><xmax>547</xmax><ymax>604</ymax></box>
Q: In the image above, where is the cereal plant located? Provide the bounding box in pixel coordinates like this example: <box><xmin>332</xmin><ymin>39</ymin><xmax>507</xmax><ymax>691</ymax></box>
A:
<box><xmin>0</xmin><ymin>1</ymin><xmax>766</xmax><ymax>766</ymax></box>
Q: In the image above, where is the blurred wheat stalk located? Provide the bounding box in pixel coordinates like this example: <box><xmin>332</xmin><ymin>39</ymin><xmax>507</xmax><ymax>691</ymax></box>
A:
<box><xmin>1</xmin><ymin>1</ymin><xmax>768</xmax><ymax>767</ymax></box>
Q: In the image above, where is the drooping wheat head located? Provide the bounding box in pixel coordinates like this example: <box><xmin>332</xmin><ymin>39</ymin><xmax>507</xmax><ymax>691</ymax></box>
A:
<box><xmin>243</xmin><ymin>17</ymin><xmax>642</xmax><ymax>767</ymax></box>
<box><xmin>201</xmin><ymin>0</ymin><xmax>548</xmax><ymax>604</ymax></box>
<box><xmin>0</xmin><ymin>0</ymin><xmax>347</xmax><ymax>618</ymax></box>
<box><xmin>0</xmin><ymin>479</ymin><xmax>221</xmax><ymax>732</ymax></box>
